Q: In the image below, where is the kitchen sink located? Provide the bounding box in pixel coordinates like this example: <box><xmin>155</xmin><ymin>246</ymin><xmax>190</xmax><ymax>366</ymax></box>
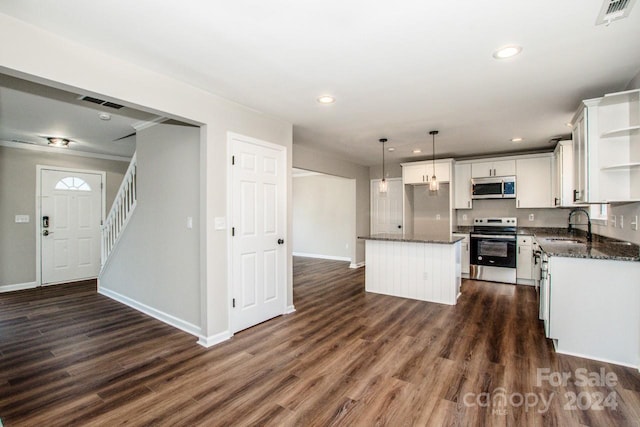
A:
<box><xmin>543</xmin><ymin>238</ymin><xmax>582</xmax><ymax>244</ymax></box>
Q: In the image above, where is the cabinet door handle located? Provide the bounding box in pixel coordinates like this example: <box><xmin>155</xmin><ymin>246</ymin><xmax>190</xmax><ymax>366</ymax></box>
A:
<box><xmin>573</xmin><ymin>189</ymin><xmax>579</xmax><ymax>202</ymax></box>
<box><xmin>517</xmin><ymin>200</ymin><xmax>520</xmax><ymax>208</ymax></box>
<box><xmin>554</xmin><ymin>197</ymin><xmax>559</xmax><ymax>206</ymax></box>
<box><xmin>467</xmin><ymin>201</ymin><xmax>471</xmax><ymax>208</ymax></box>
<box><xmin>518</xmin><ymin>246</ymin><xmax>521</xmax><ymax>254</ymax></box>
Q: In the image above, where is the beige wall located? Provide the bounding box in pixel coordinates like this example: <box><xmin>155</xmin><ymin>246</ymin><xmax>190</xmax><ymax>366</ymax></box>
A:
<box><xmin>456</xmin><ymin>199</ymin><xmax>574</xmax><ymax>228</ymax></box>
<box><xmin>99</xmin><ymin>124</ymin><xmax>201</xmax><ymax>329</ymax></box>
<box><xmin>593</xmin><ymin>203</ymin><xmax>640</xmax><ymax>245</ymax></box>
<box><xmin>369</xmin><ymin>162</ymin><xmax>403</xmax><ymax>180</ymax></box>
<box><xmin>413</xmin><ymin>183</ymin><xmax>451</xmax><ymax>233</ymax></box>
<box><xmin>293</xmin><ymin>174</ymin><xmax>355</xmax><ymax>261</ymax></box>
<box><xmin>0</xmin><ymin>12</ymin><xmax>293</xmax><ymax>341</ymax></box>
<box><xmin>0</xmin><ymin>145</ymin><xmax>128</xmax><ymax>286</ymax></box>
<box><xmin>293</xmin><ymin>144</ymin><xmax>369</xmax><ymax>265</ymax></box>
<box><xmin>626</xmin><ymin>68</ymin><xmax>640</xmax><ymax>90</ymax></box>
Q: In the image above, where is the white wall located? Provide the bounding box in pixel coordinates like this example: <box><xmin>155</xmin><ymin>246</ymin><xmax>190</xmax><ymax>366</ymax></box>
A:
<box><xmin>0</xmin><ymin>145</ymin><xmax>128</xmax><ymax>287</ymax></box>
<box><xmin>293</xmin><ymin>144</ymin><xmax>369</xmax><ymax>265</ymax></box>
<box><xmin>99</xmin><ymin>124</ymin><xmax>201</xmax><ymax>330</ymax></box>
<box><xmin>293</xmin><ymin>173</ymin><xmax>355</xmax><ymax>261</ymax></box>
<box><xmin>0</xmin><ymin>12</ymin><xmax>293</xmax><ymax>342</ymax></box>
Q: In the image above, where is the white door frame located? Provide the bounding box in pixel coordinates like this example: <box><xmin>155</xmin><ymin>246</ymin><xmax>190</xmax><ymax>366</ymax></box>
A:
<box><xmin>226</xmin><ymin>132</ymin><xmax>288</xmax><ymax>334</ymax></box>
<box><xmin>36</xmin><ymin>165</ymin><xmax>107</xmax><ymax>286</ymax></box>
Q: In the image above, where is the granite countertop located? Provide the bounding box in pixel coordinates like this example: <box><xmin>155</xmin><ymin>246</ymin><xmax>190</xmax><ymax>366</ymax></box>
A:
<box><xmin>359</xmin><ymin>233</ymin><xmax>464</xmax><ymax>245</ymax></box>
<box><xmin>452</xmin><ymin>226</ymin><xmax>472</xmax><ymax>234</ymax></box>
<box><xmin>519</xmin><ymin>227</ymin><xmax>639</xmax><ymax>262</ymax></box>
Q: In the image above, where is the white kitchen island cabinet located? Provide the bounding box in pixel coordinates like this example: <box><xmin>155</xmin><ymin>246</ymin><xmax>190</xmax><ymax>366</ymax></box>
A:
<box><xmin>360</xmin><ymin>234</ymin><xmax>463</xmax><ymax>305</ymax></box>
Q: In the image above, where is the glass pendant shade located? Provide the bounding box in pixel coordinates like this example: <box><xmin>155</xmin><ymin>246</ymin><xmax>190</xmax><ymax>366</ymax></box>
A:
<box><xmin>379</xmin><ymin>178</ymin><xmax>388</xmax><ymax>194</ymax></box>
<box><xmin>428</xmin><ymin>130</ymin><xmax>439</xmax><ymax>193</ymax></box>
<box><xmin>429</xmin><ymin>176</ymin><xmax>439</xmax><ymax>192</ymax></box>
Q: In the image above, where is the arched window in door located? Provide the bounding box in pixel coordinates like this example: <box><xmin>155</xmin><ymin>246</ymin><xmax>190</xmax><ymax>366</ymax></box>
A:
<box><xmin>54</xmin><ymin>176</ymin><xmax>92</xmax><ymax>191</ymax></box>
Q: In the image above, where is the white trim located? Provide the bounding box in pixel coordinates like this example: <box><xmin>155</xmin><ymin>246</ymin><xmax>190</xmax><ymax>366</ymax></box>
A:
<box><xmin>99</xmin><ymin>286</ymin><xmax>202</xmax><ymax>338</ymax></box>
<box><xmin>292</xmin><ymin>168</ymin><xmax>322</xmax><ymax>178</ymax></box>
<box><xmin>0</xmin><ymin>281</ymin><xmax>38</xmax><ymax>293</ymax></box>
<box><xmin>554</xmin><ymin>348</ymin><xmax>638</xmax><ymax>370</ymax></box>
<box><xmin>36</xmin><ymin>165</ymin><xmax>107</xmax><ymax>287</ymax></box>
<box><xmin>349</xmin><ymin>261</ymin><xmax>365</xmax><ymax>269</ymax></box>
<box><xmin>1</xmin><ymin>139</ymin><xmax>132</xmax><ymax>162</ymax></box>
<box><xmin>292</xmin><ymin>252</ymin><xmax>351</xmax><ymax>262</ymax></box>
<box><xmin>132</xmin><ymin>116</ymin><xmax>169</xmax><ymax>131</ymax></box>
<box><xmin>284</xmin><ymin>305</ymin><xmax>296</xmax><ymax>314</ymax></box>
<box><xmin>197</xmin><ymin>330</ymin><xmax>233</xmax><ymax>348</ymax></box>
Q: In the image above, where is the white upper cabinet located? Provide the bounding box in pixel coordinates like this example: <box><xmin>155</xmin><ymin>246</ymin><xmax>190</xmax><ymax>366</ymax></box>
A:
<box><xmin>454</xmin><ymin>163</ymin><xmax>472</xmax><ymax>209</ymax></box>
<box><xmin>552</xmin><ymin>140</ymin><xmax>575</xmax><ymax>207</ymax></box>
<box><xmin>516</xmin><ymin>155</ymin><xmax>552</xmax><ymax>208</ymax></box>
<box><xmin>471</xmin><ymin>159</ymin><xmax>516</xmax><ymax>178</ymax></box>
<box><xmin>572</xmin><ymin>89</ymin><xmax>640</xmax><ymax>203</ymax></box>
<box><xmin>402</xmin><ymin>160</ymin><xmax>452</xmax><ymax>185</ymax></box>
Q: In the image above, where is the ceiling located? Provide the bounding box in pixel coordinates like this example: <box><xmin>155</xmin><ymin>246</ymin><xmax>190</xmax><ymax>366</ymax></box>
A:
<box><xmin>1</xmin><ymin>1</ymin><xmax>639</xmax><ymax>166</ymax></box>
<box><xmin>0</xmin><ymin>74</ymin><xmax>164</xmax><ymax>157</ymax></box>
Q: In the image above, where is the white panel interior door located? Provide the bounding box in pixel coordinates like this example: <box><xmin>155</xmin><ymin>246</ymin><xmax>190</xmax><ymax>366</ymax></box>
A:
<box><xmin>231</xmin><ymin>135</ymin><xmax>286</xmax><ymax>333</ymax></box>
<box><xmin>370</xmin><ymin>178</ymin><xmax>403</xmax><ymax>234</ymax></box>
<box><xmin>41</xmin><ymin>169</ymin><xmax>103</xmax><ymax>285</ymax></box>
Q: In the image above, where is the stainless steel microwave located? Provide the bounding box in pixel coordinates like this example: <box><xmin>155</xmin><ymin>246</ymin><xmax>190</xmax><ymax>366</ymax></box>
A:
<box><xmin>472</xmin><ymin>176</ymin><xmax>516</xmax><ymax>199</ymax></box>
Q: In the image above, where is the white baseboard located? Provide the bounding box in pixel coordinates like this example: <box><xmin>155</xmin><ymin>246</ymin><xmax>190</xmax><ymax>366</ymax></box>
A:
<box><xmin>284</xmin><ymin>305</ymin><xmax>296</xmax><ymax>314</ymax></box>
<box><xmin>0</xmin><ymin>281</ymin><xmax>38</xmax><ymax>293</ymax></box>
<box><xmin>197</xmin><ymin>330</ymin><xmax>233</xmax><ymax>348</ymax></box>
<box><xmin>98</xmin><ymin>287</ymin><xmax>202</xmax><ymax>338</ymax></box>
<box><xmin>554</xmin><ymin>347</ymin><xmax>638</xmax><ymax>370</ymax></box>
<box><xmin>293</xmin><ymin>252</ymin><xmax>351</xmax><ymax>262</ymax></box>
<box><xmin>349</xmin><ymin>261</ymin><xmax>365</xmax><ymax>269</ymax></box>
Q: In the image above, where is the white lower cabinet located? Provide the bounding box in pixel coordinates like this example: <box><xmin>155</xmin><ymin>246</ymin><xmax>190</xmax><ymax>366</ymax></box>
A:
<box><xmin>453</xmin><ymin>233</ymin><xmax>470</xmax><ymax>276</ymax></box>
<box><xmin>516</xmin><ymin>235</ymin><xmax>533</xmax><ymax>284</ymax></box>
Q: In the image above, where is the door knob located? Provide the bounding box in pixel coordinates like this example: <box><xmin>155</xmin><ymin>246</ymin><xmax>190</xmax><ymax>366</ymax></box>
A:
<box><xmin>277</xmin><ymin>239</ymin><xmax>284</xmax><ymax>245</ymax></box>
<box><xmin>43</xmin><ymin>230</ymin><xmax>53</xmax><ymax>236</ymax></box>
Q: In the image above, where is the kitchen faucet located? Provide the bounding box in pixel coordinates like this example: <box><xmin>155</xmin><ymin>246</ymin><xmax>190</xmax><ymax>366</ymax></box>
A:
<box><xmin>568</xmin><ymin>208</ymin><xmax>592</xmax><ymax>243</ymax></box>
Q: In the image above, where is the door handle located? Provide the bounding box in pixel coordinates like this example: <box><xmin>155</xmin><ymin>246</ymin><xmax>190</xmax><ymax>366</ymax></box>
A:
<box><xmin>43</xmin><ymin>230</ymin><xmax>54</xmax><ymax>236</ymax></box>
<box><xmin>277</xmin><ymin>239</ymin><xmax>284</xmax><ymax>245</ymax></box>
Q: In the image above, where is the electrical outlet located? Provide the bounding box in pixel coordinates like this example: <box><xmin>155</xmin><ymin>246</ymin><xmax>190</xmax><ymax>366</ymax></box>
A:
<box><xmin>462</xmin><ymin>214</ymin><xmax>468</xmax><ymax>221</ymax></box>
<box><xmin>436</xmin><ymin>214</ymin><xmax>441</xmax><ymax>220</ymax></box>
<box><xmin>620</xmin><ymin>215</ymin><xmax>624</xmax><ymax>228</ymax></box>
<box><xmin>611</xmin><ymin>215</ymin><xmax>617</xmax><ymax>228</ymax></box>
<box><xmin>632</xmin><ymin>216</ymin><xmax>638</xmax><ymax>231</ymax></box>
<box><xmin>528</xmin><ymin>213</ymin><xmax>535</xmax><ymax>221</ymax></box>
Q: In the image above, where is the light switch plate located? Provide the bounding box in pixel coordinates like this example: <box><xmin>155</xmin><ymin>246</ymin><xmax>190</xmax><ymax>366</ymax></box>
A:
<box><xmin>186</xmin><ymin>216</ymin><xmax>193</xmax><ymax>229</ymax></box>
<box><xmin>528</xmin><ymin>213</ymin><xmax>535</xmax><ymax>221</ymax></box>
<box><xmin>15</xmin><ymin>215</ymin><xmax>30</xmax><ymax>223</ymax></box>
<box><xmin>214</xmin><ymin>217</ymin><xmax>226</xmax><ymax>230</ymax></box>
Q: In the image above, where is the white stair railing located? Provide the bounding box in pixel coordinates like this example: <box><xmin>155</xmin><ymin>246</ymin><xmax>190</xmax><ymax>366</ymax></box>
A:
<box><xmin>101</xmin><ymin>152</ymin><xmax>137</xmax><ymax>268</ymax></box>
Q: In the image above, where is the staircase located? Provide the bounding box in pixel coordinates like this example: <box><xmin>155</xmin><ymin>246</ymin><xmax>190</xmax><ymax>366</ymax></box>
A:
<box><xmin>101</xmin><ymin>153</ymin><xmax>137</xmax><ymax>269</ymax></box>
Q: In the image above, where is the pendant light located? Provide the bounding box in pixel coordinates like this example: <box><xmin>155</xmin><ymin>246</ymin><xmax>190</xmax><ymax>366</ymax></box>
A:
<box><xmin>429</xmin><ymin>130</ymin><xmax>439</xmax><ymax>192</ymax></box>
<box><xmin>378</xmin><ymin>138</ymin><xmax>388</xmax><ymax>195</ymax></box>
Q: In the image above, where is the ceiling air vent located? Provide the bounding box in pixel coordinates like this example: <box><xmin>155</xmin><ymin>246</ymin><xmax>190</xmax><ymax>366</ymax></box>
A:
<box><xmin>79</xmin><ymin>96</ymin><xmax>124</xmax><ymax>109</ymax></box>
<box><xmin>596</xmin><ymin>0</ymin><xmax>637</xmax><ymax>25</ymax></box>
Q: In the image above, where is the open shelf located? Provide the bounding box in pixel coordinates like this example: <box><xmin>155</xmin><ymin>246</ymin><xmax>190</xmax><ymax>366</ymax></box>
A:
<box><xmin>601</xmin><ymin>125</ymin><xmax>640</xmax><ymax>138</ymax></box>
<box><xmin>600</xmin><ymin>162</ymin><xmax>640</xmax><ymax>171</ymax></box>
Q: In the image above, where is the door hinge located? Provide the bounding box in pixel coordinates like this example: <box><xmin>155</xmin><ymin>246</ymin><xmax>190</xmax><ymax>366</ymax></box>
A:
<box><xmin>232</xmin><ymin>155</ymin><xmax>235</xmax><ymax>165</ymax></box>
<box><xmin>231</xmin><ymin>227</ymin><xmax>235</xmax><ymax>236</ymax></box>
<box><xmin>232</xmin><ymin>298</ymin><xmax>236</xmax><ymax>308</ymax></box>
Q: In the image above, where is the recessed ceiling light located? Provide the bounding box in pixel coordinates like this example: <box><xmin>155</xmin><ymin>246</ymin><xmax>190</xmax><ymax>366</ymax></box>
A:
<box><xmin>511</xmin><ymin>137</ymin><xmax>524</xmax><ymax>142</ymax></box>
<box><xmin>47</xmin><ymin>137</ymin><xmax>71</xmax><ymax>148</ymax></box>
<box><xmin>317</xmin><ymin>95</ymin><xmax>335</xmax><ymax>104</ymax></box>
<box><xmin>387</xmin><ymin>147</ymin><xmax>395</xmax><ymax>152</ymax></box>
<box><xmin>412</xmin><ymin>149</ymin><xmax>422</xmax><ymax>154</ymax></box>
<box><xmin>493</xmin><ymin>45</ymin><xmax>523</xmax><ymax>59</ymax></box>
<box><xmin>99</xmin><ymin>112</ymin><xmax>111</xmax><ymax>121</ymax></box>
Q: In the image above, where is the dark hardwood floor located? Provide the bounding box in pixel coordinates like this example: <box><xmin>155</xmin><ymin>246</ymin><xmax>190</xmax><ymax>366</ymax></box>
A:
<box><xmin>1</xmin><ymin>258</ymin><xmax>639</xmax><ymax>426</ymax></box>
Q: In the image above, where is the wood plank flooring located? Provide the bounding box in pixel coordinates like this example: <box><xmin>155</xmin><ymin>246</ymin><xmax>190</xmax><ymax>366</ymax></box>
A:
<box><xmin>1</xmin><ymin>258</ymin><xmax>639</xmax><ymax>426</ymax></box>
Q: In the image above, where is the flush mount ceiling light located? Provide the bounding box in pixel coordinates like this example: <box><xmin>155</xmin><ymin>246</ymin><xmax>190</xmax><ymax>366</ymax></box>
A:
<box><xmin>493</xmin><ymin>45</ymin><xmax>523</xmax><ymax>59</ymax></box>
<box><xmin>511</xmin><ymin>137</ymin><xmax>524</xmax><ymax>142</ymax></box>
<box><xmin>98</xmin><ymin>112</ymin><xmax>112</xmax><ymax>121</ymax></box>
<box><xmin>387</xmin><ymin>147</ymin><xmax>395</xmax><ymax>152</ymax></box>
<box><xmin>378</xmin><ymin>138</ymin><xmax>388</xmax><ymax>195</ymax></box>
<box><xmin>47</xmin><ymin>137</ymin><xmax>71</xmax><ymax>148</ymax></box>
<box><xmin>429</xmin><ymin>130</ymin><xmax>439</xmax><ymax>192</ymax></box>
<box><xmin>412</xmin><ymin>149</ymin><xmax>422</xmax><ymax>154</ymax></box>
<box><xmin>317</xmin><ymin>95</ymin><xmax>335</xmax><ymax>104</ymax></box>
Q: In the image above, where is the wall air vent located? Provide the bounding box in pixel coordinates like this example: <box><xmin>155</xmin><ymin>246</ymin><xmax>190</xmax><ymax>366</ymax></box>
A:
<box><xmin>596</xmin><ymin>0</ymin><xmax>636</xmax><ymax>25</ymax></box>
<box><xmin>79</xmin><ymin>96</ymin><xmax>124</xmax><ymax>109</ymax></box>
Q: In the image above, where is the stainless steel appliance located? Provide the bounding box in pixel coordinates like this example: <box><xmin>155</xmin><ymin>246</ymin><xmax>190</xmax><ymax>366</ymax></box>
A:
<box><xmin>470</xmin><ymin>217</ymin><xmax>517</xmax><ymax>283</ymax></box>
<box><xmin>471</xmin><ymin>176</ymin><xmax>516</xmax><ymax>199</ymax></box>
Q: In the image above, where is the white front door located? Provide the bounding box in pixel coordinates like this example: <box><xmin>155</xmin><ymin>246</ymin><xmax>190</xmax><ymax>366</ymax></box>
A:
<box><xmin>230</xmin><ymin>134</ymin><xmax>287</xmax><ymax>333</ymax></box>
<box><xmin>40</xmin><ymin>169</ymin><xmax>104</xmax><ymax>285</ymax></box>
<box><xmin>370</xmin><ymin>178</ymin><xmax>403</xmax><ymax>234</ymax></box>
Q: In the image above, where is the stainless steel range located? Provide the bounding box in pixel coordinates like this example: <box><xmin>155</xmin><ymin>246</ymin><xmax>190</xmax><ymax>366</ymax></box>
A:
<box><xmin>470</xmin><ymin>217</ymin><xmax>517</xmax><ymax>284</ymax></box>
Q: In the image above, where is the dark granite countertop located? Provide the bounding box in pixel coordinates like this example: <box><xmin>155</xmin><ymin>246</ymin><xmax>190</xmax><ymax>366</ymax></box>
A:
<box><xmin>359</xmin><ymin>233</ymin><xmax>464</xmax><ymax>245</ymax></box>
<box><xmin>452</xmin><ymin>226</ymin><xmax>472</xmax><ymax>234</ymax></box>
<box><xmin>519</xmin><ymin>227</ymin><xmax>639</xmax><ymax>262</ymax></box>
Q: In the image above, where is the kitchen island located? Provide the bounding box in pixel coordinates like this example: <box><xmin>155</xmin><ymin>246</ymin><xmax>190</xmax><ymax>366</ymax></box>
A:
<box><xmin>359</xmin><ymin>233</ymin><xmax>464</xmax><ymax>305</ymax></box>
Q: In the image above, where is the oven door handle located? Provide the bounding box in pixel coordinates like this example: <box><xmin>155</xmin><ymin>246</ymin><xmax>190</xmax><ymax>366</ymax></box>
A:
<box><xmin>471</xmin><ymin>234</ymin><xmax>516</xmax><ymax>240</ymax></box>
